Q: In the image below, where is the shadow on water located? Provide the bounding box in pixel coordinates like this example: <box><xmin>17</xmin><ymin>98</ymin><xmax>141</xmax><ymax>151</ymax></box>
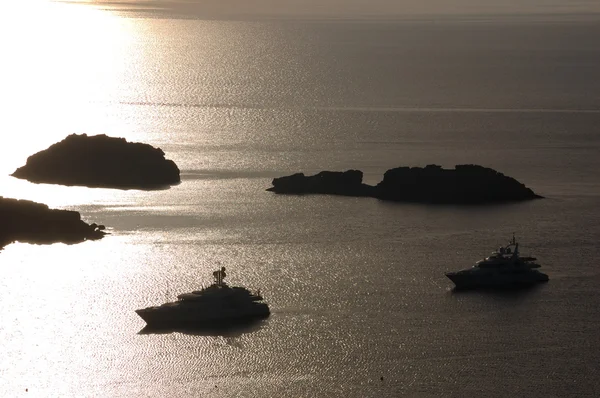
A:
<box><xmin>137</xmin><ymin>319</ymin><xmax>267</xmax><ymax>337</ymax></box>
<box><xmin>449</xmin><ymin>283</ymin><xmax>547</xmax><ymax>302</ymax></box>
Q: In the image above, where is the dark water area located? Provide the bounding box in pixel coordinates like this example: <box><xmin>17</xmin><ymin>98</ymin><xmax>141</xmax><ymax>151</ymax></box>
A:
<box><xmin>0</xmin><ymin>4</ymin><xmax>599</xmax><ymax>397</ymax></box>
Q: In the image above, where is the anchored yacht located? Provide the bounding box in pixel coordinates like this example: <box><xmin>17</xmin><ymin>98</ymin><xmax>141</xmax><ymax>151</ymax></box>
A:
<box><xmin>446</xmin><ymin>234</ymin><xmax>549</xmax><ymax>289</ymax></box>
<box><xmin>135</xmin><ymin>267</ymin><xmax>270</xmax><ymax>327</ymax></box>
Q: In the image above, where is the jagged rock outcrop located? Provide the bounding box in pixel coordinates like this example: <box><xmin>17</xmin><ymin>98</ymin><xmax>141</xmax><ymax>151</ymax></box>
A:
<box><xmin>11</xmin><ymin>134</ymin><xmax>180</xmax><ymax>189</ymax></box>
<box><xmin>267</xmin><ymin>170</ymin><xmax>375</xmax><ymax>197</ymax></box>
<box><xmin>267</xmin><ymin>164</ymin><xmax>542</xmax><ymax>204</ymax></box>
<box><xmin>0</xmin><ymin>197</ymin><xmax>106</xmax><ymax>250</ymax></box>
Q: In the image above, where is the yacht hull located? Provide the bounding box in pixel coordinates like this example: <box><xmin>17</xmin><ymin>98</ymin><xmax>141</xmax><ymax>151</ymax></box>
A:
<box><xmin>135</xmin><ymin>303</ymin><xmax>270</xmax><ymax>327</ymax></box>
<box><xmin>446</xmin><ymin>271</ymin><xmax>549</xmax><ymax>290</ymax></box>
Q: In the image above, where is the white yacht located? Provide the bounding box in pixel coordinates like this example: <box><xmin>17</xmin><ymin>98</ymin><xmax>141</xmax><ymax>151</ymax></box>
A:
<box><xmin>446</xmin><ymin>234</ymin><xmax>549</xmax><ymax>289</ymax></box>
<box><xmin>136</xmin><ymin>267</ymin><xmax>270</xmax><ymax>327</ymax></box>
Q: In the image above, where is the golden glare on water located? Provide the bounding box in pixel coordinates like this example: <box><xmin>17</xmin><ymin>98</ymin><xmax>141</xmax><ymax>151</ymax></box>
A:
<box><xmin>0</xmin><ymin>1</ymin><xmax>142</xmax><ymax>205</ymax></box>
<box><xmin>0</xmin><ymin>236</ymin><xmax>167</xmax><ymax>394</ymax></box>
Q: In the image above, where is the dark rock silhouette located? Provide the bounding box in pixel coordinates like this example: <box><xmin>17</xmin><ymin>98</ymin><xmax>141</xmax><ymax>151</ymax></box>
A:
<box><xmin>376</xmin><ymin>164</ymin><xmax>542</xmax><ymax>203</ymax></box>
<box><xmin>267</xmin><ymin>164</ymin><xmax>542</xmax><ymax>204</ymax></box>
<box><xmin>267</xmin><ymin>170</ymin><xmax>375</xmax><ymax>196</ymax></box>
<box><xmin>0</xmin><ymin>197</ymin><xmax>106</xmax><ymax>250</ymax></box>
<box><xmin>11</xmin><ymin>134</ymin><xmax>180</xmax><ymax>189</ymax></box>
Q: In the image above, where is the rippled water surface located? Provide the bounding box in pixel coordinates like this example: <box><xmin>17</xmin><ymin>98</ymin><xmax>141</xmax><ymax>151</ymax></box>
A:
<box><xmin>1</xmin><ymin>3</ymin><xmax>600</xmax><ymax>397</ymax></box>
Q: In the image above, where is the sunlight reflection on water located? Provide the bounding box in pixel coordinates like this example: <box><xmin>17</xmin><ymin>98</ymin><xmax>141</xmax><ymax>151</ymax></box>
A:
<box><xmin>0</xmin><ymin>2</ymin><xmax>141</xmax><ymax>209</ymax></box>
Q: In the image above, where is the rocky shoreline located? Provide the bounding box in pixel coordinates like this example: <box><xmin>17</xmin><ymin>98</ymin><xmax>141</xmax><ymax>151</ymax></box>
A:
<box><xmin>0</xmin><ymin>197</ymin><xmax>106</xmax><ymax>250</ymax></box>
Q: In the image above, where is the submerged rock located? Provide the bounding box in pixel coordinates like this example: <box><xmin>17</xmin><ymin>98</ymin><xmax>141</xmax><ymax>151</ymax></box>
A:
<box><xmin>0</xmin><ymin>197</ymin><xmax>106</xmax><ymax>250</ymax></box>
<box><xmin>11</xmin><ymin>134</ymin><xmax>180</xmax><ymax>189</ymax></box>
<box><xmin>267</xmin><ymin>164</ymin><xmax>542</xmax><ymax>204</ymax></box>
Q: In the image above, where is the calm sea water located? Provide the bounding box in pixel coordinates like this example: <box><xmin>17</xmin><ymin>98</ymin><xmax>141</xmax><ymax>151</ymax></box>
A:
<box><xmin>1</xmin><ymin>3</ymin><xmax>600</xmax><ymax>397</ymax></box>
